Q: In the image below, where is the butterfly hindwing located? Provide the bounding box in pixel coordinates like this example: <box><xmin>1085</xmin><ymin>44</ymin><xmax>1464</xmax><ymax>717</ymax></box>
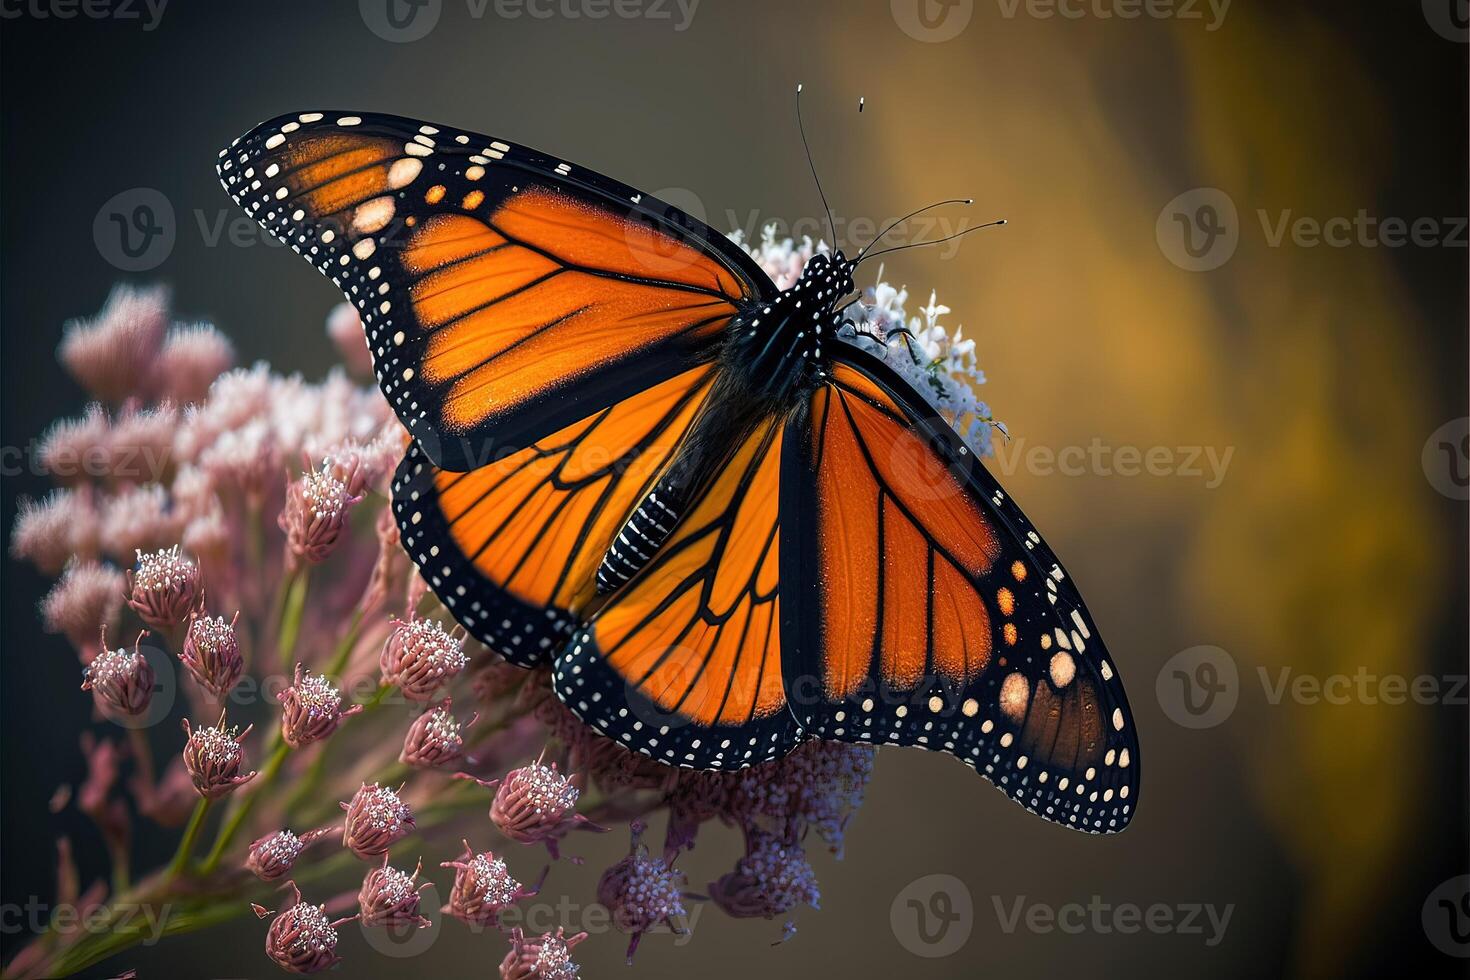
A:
<box><xmin>392</xmin><ymin>364</ymin><xmax>716</xmax><ymax>665</ymax></box>
<box><xmin>780</xmin><ymin>344</ymin><xmax>1139</xmax><ymax>833</ymax></box>
<box><xmin>219</xmin><ymin>110</ymin><xmax>775</xmax><ymax>471</ymax></box>
<box><xmin>553</xmin><ymin>417</ymin><xmax>803</xmax><ymax>769</ymax></box>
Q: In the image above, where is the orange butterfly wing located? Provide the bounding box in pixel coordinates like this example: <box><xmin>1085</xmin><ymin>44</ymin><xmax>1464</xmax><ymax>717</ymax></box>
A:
<box><xmin>219</xmin><ymin>111</ymin><xmax>773</xmax><ymax>470</ymax></box>
<box><xmin>392</xmin><ymin>364</ymin><xmax>714</xmax><ymax>666</ymax></box>
<box><xmin>554</xmin><ymin>419</ymin><xmax>800</xmax><ymax>769</ymax></box>
<box><xmin>781</xmin><ymin>347</ymin><xmax>1139</xmax><ymax>833</ymax></box>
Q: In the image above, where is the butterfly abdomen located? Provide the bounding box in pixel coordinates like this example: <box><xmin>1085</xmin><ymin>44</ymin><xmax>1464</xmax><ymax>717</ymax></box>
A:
<box><xmin>596</xmin><ymin>488</ymin><xmax>680</xmax><ymax>594</ymax></box>
<box><xmin>595</xmin><ymin>371</ymin><xmax>775</xmax><ymax>595</ymax></box>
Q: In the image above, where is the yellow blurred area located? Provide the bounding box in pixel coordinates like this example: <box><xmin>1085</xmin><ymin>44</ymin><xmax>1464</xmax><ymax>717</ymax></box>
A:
<box><xmin>826</xmin><ymin>6</ymin><xmax>1446</xmax><ymax>978</ymax></box>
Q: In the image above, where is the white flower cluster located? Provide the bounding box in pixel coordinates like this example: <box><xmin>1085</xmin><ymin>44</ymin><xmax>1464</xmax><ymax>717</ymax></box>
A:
<box><xmin>732</xmin><ymin>225</ymin><xmax>1002</xmax><ymax>457</ymax></box>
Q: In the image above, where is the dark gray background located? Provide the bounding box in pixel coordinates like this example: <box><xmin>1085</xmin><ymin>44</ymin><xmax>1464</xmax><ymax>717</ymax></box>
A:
<box><xmin>2</xmin><ymin>1</ymin><xmax>1467</xmax><ymax>977</ymax></box>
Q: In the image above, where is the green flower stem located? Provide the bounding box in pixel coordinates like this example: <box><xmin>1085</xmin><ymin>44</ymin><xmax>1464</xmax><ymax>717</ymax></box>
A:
<box><xmin>49</xmin><ymin>794</ymin><xmax>492</xmax><ymax>977</ymax></box>
<box><xmin>284</xmin><ymin>682</ymin><xmax>392</xmax><ymax>820</ymax></box>
<box><xmin>164</xmin><ymin>798</ymin><xmax>212</xmax><ymax>882</ymax></box>
<box><xmin>276</xmin><ymin>568</ymin><xmax>310</xmax><ymax>672</ymax></box>
<box><xmin>324</xmin><ymin>606</ymin><xmax>367</xmax><ymax>676</ymax></box>
<box><xmin>198</xmin><ymin>740</ymin><xmax>288</xmax><ymax>875</ymax></box>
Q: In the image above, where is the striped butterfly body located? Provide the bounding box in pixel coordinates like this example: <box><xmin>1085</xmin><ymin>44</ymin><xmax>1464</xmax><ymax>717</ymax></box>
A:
<box><xmin>220</xmin><ymin>110</ymin><xmax>1140</xmax><ymax>833</ymax></box>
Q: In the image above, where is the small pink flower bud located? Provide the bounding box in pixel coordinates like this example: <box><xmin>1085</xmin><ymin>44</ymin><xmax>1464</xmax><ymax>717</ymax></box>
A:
<box><xmin>340</xmin><ymin>783</ymin><xmax>414</xmax><ymax>860</ymax></box>
<box><xmin>280</xmin><ymin>457</ymin><xmax>365</xmax><ymax>566</ymax></box>
<box><xmin>499</xmin><ymin>926</ymin><xmax>588</xmax><ymax>980</ymax></box>
<box><xmin>81</xmin><ymin>629</ymin><xmax>155</xmax><ymax>718</ymax></box>
<box><xmin>459</xmin><ymin>753</ymin><xmax>604</xmax><ymax>858</ymax></box>
<box><xmin>252</xmin><ymin>881</ymin><xmax>356</xmax><ymax>975</ymax></box>
<box><xmin>400</xmin><ymin>699</ymin><xmax>477</xmax><ymax>769</ymax></box>
<box><xmin>126</xmin><ymin>546</ymin><xmax>201</xmax><ymax>629</ymax></box>
<box><xmin>155</xmin><ymin>322</ymin><xmax>235</xmax><ymax>404</ymax></box>
<box><xmin>440</xmin><ymin>839</ymin><xmax>542</xmax><ymax>928</ymax></box>
<box><xmin>42</xmin><ymin>560</ymin><xmax>124</xmax><ymax>656</ymax></box>
<box><xmin>180</xmin><ymin>612</ymin><xmax>244</xmax><ymax>698</ymax></box>
<box><xmin>277</xmin><ymin>665</ymin><xmax>362</xmax><ymax>749</ymax></box>
<box><xmin>597</xmin><ymin>821</ymin><xmax>688</xmax><ymax>963</ymax></box>
<box><xmin>107</xmin><ymin>405</ymin><xmax>178</xmax><ymax>482</ymax></box>
<box><xmin>11</xmin><ymin>489</ymin><xmax>100</xmax><ymax>574</ymax></box>
<box><xmin>181</xmin><ymin>713</ymin><xmax>257</xmax><ymax>800</ymax></box>
<box><xmin>198</xmin><ymin>421</ymin><xmax>277</xmax><ymax>508</ymax></box>
<box><xmin>380</xmin><ymin>615</ymin><xmax>467</xmax><ymax>703</ymax></box>
<box><xmin>358</xmin><ymin>855</ymin><xmax>432</xmax><ymax>930</ymax></box>
<box><xmin>101</xmin><ymin>485</ymin><xmax>180</xmax><ymax>561</ymax></box>
<box><xmin>246</xmin><ymin>827</ymin><xmax>336</xmax><ymax>882</ymax></box>
<box><xmin>37</xmin><ymin>405</ymin><xmax>110</xmax><ymax>486</ymax></box>
<box><xmin>58</xmin><ymin>284</ymin><xmax>168</xmax><ymax>403</ymax></box>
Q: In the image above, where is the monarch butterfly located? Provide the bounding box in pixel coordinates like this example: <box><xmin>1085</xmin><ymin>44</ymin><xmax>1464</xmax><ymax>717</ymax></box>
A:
<box><xmin>219</xmin><ymin>100</ymin><xmax>1139</xmax><ymax>834</ymax></box>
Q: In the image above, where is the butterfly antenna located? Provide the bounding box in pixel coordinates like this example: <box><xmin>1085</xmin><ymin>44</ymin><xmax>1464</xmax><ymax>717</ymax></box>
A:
<box><xmin>855</xmin><ymin>217</ymin><xmax>1007</xmax><ymax>266</ymax></box>
<box><xmin>855</xmin><ymin>198</ymin><xmax>974</xmax><ymax>262</ymax></box>
<box><xmin>795</xmin><ymin>83</ymin><xmax>838</xmax><ymax>253</ymax></box>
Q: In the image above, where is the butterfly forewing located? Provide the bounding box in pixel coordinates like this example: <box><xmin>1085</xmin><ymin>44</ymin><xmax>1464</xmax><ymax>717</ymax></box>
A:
<box><xmin>780</xmin><ymin>346</ymin><xmax>1140</xmax><ymax>833</ymax></box>
<box><xmin>218</xmin><ymin>110</ymin><xmax>774</xmax><ymax>471</ymax></box>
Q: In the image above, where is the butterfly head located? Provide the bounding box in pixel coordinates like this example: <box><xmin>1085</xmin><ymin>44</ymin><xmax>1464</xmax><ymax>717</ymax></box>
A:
<box><xmin>798</xmin><ymin>251</ymin><xmax>857</xmax><ymax>311</ymax></box>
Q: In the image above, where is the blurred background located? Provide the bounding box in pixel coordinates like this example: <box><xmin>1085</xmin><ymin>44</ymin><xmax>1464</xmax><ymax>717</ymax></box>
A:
<box><xmin>2</xmin><ymin>1</ymin><xmax>1466</xmax><ymax>977</ymax></box>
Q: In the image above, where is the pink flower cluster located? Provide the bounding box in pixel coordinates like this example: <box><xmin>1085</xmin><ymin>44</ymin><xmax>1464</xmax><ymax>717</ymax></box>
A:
<box><xmin>12</xmin><ymin>276</ymin><xmax>879</xmax><ymax>979</ymax></box>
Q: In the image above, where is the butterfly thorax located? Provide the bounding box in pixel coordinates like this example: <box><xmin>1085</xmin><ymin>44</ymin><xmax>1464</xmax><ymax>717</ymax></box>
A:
<box><xmin>595</xmin><ymin>254</ymin><xmax>855</xmax><ymax>596</ymax></box>
<box><xmin>724</xmin><ymin>251</ymin><xmax>855</xmax><ymax>405</ymax></box>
